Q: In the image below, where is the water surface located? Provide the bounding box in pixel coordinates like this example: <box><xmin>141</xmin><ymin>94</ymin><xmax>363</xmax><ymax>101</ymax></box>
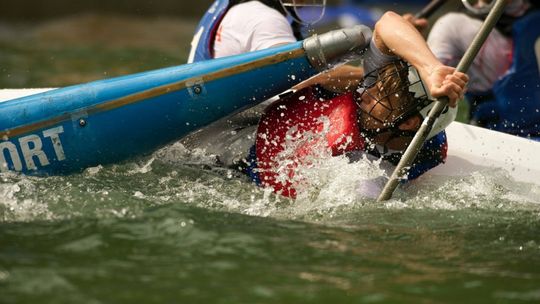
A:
<box><xmin>1</xmin><ymin>142</ymin><xmax>539</xmax><ymax>303</ymax></box>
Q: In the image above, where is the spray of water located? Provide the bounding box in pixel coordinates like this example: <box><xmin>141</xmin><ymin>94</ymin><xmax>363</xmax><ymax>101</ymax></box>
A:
<box><xmin>1</xmin><ymin>129</ymin><xmax>539</xmax><ymax>223</ymax></box>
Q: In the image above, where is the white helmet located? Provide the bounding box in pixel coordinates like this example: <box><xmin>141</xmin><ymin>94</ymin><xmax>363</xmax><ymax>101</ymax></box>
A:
<box><xmin>279</xmin><ymin>0</ymin><xmax>327</xmax><ymax>25</ymax></box>
<box><xmin>356</xmin><ymin>61</ymin><xmax>456</xmax><ymax>153</ymax></box>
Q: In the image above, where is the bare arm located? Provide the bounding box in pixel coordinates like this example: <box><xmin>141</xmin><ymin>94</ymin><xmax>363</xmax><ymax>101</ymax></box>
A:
<box><xmin>374</xmin><ymin>12</ymin><xmax>441</xmax><ymax>79</ymax></box>
<box><xmin>402</xmin><ymin>13</ymin><xmax>429</xmax><ymax>32</ymax></box>
<box><xmin>374</xmin><ymin>12</ymin><xmax>468</xmax><ymax>106</ymax></box>
<box><xmin>293</xmin><ymin>65</ymin><xmax>364</xmax><ymax>92</ymax></box>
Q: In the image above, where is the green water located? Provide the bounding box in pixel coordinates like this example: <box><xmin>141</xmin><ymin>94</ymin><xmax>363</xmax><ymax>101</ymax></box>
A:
<box><xmin>0</xmin><ymin>13</ymin><xmax>537</xmax><ymax>303</ymax></box>
<box><xmin>1</xmin><ymin>144</ymin><xmax>539</xmax><ymax>303</ymax></box>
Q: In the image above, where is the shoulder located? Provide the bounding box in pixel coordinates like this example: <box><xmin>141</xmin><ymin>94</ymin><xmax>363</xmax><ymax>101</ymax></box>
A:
<box><xmin>220</xmin><ymin>1</ymin><xmax>290</xmax><ymax>37</ymax></box>
<box><xmin>224</xmin><ymin>1</ymin><xmax>294</xmax><ymax>40</ymax></box>
<box><xmin>217</xmin><ymin>1</ymin><xmax>295</xmax><ymax>53</ymax></box>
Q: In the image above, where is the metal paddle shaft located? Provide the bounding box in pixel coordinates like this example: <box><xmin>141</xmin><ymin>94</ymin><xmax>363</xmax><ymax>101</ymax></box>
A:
<box><xmin>415</xmin><ymin>0</ymin><xmax>447</xmax><ymax>19</ymax></box>
<box><xmin>377</xmin><ymin>0</ymin><xmax>508</xmax><ymax>202</ymax></box>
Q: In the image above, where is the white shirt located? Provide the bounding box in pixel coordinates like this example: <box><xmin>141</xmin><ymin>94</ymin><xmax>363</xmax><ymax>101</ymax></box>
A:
<box><xmin>213</xmin><ymin>1</ymin><xmax>297</xmax><ymax>58</ymax></box>
<box><xmin>427</xmin><ymin>12</ymin><xmax>512</xmax><ymax>93</ymax></box>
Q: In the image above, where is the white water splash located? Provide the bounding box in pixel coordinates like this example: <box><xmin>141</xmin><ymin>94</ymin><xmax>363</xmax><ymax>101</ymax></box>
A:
<box><xmin>154</xmin><ymin>141</ymin><xmax>218</xmax><ymax>166</ymax></box>
<box><xmin>84</xmin><ymin>165</ymin><xmax>103</xmax><ymax>175</ymax></box>
<box><xmin>398</xmin><ymin>168</ymin><xmax>540</xmax><ymax>211</ymax></box>
<box><xmin>0</xmin><ymin>173</ymin><xmax>52</xmax><ymax>222</ymax></box>
<box><xmin>255</xmin><ymin>116</ymin><xmax>390</xmax><ymax>217</ymax></box>
<box><xmin>1</xmin><ymin>135</ymin><xmax>539</xmax><ymax>223</ymax></box>
<box><xmin>158</xmin><ymin>116</ymin><xmax>540</xmax><ymax>219</ymax></box>
<box><xmin>127</xmin><ymin>157</ymin><xmax>155</xmax><ymax>175</ymax></box>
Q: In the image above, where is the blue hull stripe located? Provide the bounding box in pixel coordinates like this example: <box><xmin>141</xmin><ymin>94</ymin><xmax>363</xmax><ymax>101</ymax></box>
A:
<box><xmin>2</xmin><ymin>47</ymin><xmax>305</xmax><ymax>139</ymax></box>
<box><xmin>0</xmin><ymin>42</ymin><xmax>316</xmax><ymax>174</ymax></box>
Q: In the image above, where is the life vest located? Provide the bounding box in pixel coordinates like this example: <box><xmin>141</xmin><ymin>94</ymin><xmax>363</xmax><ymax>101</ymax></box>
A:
<box><xmin>378</xmin><ymin>131</ymin><xmax>448</xmax><ymax>181</ymax></box>
<box><xmin>492</xmin><ymin>11</ymin><xmax>540</xmax><ymax>137</ymax></box>
<box><xmin>253</xmin><ymin>87</ymin><xmax>448</xmax><ymax>198</ymax></box>
<box><xmin>188</xmin><ymin>0</ymin><xmax>231</xmax><ymax>63</ymax></box>
<box><xmin>255</xmin><ymin>87</ymin><xmax>365</xmax><ymax>198</ymax></box>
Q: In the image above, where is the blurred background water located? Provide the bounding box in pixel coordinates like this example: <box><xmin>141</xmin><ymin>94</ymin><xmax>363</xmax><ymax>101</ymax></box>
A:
<box><xmin>1</xmin><ymin>0</ymin><xmax>540</xmax><ymax>303</ymax></box>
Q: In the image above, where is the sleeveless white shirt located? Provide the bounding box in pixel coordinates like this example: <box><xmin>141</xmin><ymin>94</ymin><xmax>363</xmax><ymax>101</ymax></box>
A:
<box><xmin>213</xmin><ymin>1</ymin><xmax>297</xmax><ymax>58</ymax></box>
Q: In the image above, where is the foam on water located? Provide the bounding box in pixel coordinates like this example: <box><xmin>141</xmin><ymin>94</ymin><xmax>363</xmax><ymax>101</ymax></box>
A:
<box><xmin>1</xmin><ymin>139</ymin><xmax>539</xmax><ymax>223</ymax></box>
<box><xmin>0</xmin><ymin>173</ymin><xmax>52</xmax><ymax>221</ymax></box>
<box><xmin>2</xmin><ymin>138</ymin><xmax>540</xmax><ymax>302</ymax></box>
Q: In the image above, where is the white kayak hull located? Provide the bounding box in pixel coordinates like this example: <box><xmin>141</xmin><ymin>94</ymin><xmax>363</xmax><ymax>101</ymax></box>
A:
<box><xmin>428</xmin><ymin>121</ymin><xmax>539</xmax><ymax>185</ymax></box>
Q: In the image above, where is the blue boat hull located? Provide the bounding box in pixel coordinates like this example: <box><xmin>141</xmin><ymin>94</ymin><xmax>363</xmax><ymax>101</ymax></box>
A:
<box><xmin>0</xmin><ymin>43</ymin><xmax>315</xmax><ymax>174</ymax></box>
<box><xmin>0</xmin><ymin>25</ymin><xmax>373</xmax><ymax>175</ymax></box>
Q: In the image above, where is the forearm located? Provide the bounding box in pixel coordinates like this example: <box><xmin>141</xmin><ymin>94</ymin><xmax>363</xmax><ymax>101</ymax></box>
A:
<box><xmin>293</xmin><ymin>65</ymin><xmax>364</xmax><ymax>92</ymax></box>
<box><xmin>373</xmin><ymin>11</ymin><xmax>442</xmax><ymax>80</ymax></box>
<box><xmin>373</xmin><ymin>11</ymin><xmax>469</xmax><ymax>106</ymax></box>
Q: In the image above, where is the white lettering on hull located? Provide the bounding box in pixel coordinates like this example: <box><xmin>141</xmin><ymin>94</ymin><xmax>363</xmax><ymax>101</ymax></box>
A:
<box><xmin>19</xmin><ymin>134</ymin><xmax>50</xmax><ymax>170</ymax></box>
<box><xmin>0</xmin><ymin>142</ymin><xmax>23</xmax><ymax>172</ymax></box>
<box><xmin>0</xmin><ymin>126</ymin><xmax>66</xmax><ymax>172</ymax></box>
<box><xmin>43</xmin><ymin>126</ymin><xmax>66</xmax><ymax>161</ymax></box>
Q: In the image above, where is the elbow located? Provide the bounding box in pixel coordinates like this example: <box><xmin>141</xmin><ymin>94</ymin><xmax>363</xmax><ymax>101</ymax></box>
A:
<box><xmin>375</xmin><ymin>11</ymin><xmax>401</xmax><ymax>34</ymax></box>
<box><xmin>373</xmin><ymin>11</ymin><xmax>402</xmax><ymax>55</ymax></box>
<box><xmin>381</xmin><ymin>10</ymin><xmax>401</xmax><ymax>20</ymax></box>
